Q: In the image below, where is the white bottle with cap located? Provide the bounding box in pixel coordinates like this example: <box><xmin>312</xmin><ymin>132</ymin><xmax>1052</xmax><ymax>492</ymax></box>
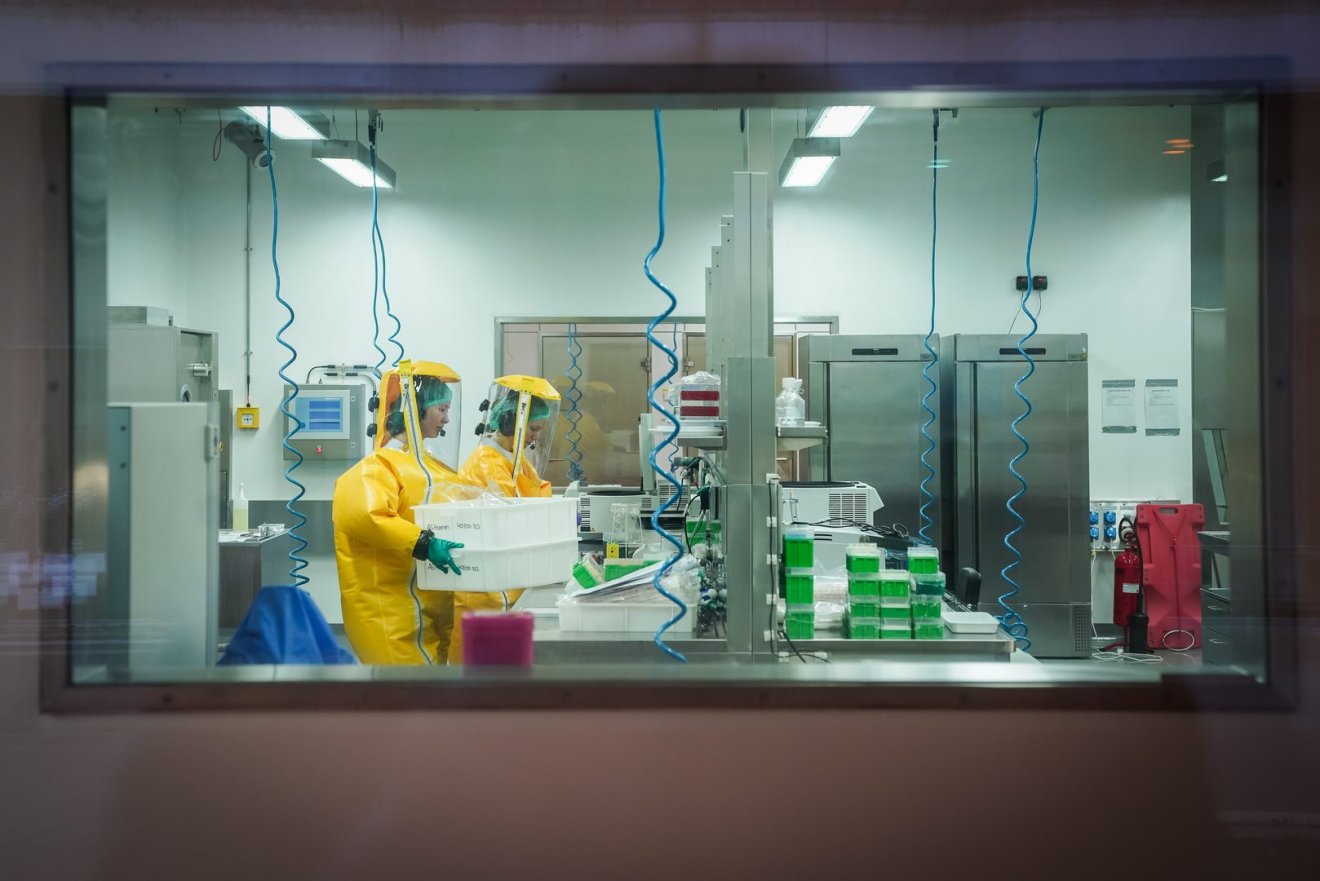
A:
<box><xmin>775</xmin><ymin>378</ymin><xmax>806</xmax><ymax>427</ymax></box>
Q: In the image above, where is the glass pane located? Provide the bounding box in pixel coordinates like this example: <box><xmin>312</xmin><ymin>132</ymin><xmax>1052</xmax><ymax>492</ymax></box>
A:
<box><xmin>59</xmin><ymin>89</ymin><xmax>1277</xmax><ymax>701</ymax></box>
<box><xmin>542</xmin><ymin>334</ymin><xmax>649</xmax><ymax>486</ymax></box>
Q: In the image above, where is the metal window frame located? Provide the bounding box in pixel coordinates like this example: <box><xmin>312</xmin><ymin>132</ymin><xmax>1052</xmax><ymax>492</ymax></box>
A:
<box><xmin>493</xmin><ymin>315</ymin><xmax>840</xmax><ymax>378</ymax></box>
<box><xmin>39</xmin><ymin>57</ymin><xmax>1297</xmax><ymax>713</ymax></box>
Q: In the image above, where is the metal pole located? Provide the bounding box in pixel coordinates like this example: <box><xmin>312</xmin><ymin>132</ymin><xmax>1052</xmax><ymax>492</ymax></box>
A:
<box><xmin>244</xmin><ymin>159</ymin><xmax>253</xmax><ymax>406</ymax></box>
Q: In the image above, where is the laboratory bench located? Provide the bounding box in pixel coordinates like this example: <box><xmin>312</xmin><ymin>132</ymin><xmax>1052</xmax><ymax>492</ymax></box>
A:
<box><xmin>529</xmin><ymin>613</ymin><xmax>1015</xmax><ymax>664</ymax></box>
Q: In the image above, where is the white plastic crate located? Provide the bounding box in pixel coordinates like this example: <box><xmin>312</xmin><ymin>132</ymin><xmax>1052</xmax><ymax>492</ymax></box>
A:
<box><xmin>416</xmin><ymin>538</ymin><xmax>578</xmax><ymax>593</ymax></box>
<box><xmin>942</xmin><ymin>610</ymin><xmax>1001</xmax><ymax>634</ymax></box>
<box><xmin>413</xmin><ymin>496</ymin><xmax>577</xmax><ymax>550</ymax></box>
<box><xmin>557</xmin><ymin>596</ymin><xmax>696</xmax><ymax>634</ymax></box>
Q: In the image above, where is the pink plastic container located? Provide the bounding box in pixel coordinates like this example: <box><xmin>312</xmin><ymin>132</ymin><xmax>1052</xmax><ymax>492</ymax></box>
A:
<box><xmin>460</xmin><ymin>611</ymin><xmax>535</xmax><ymax>666</ymax></box>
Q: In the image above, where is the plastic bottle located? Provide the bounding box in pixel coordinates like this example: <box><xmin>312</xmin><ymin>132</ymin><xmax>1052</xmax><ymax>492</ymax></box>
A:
<box><xmin>775</xmin><ymin>377</ymin><xmax>806</xmax><ymax>427</ymax></box>
<box><xmin>232</xmin><ymin>483</ymin><xmax>249</xmax><ymax>531</ymax></box>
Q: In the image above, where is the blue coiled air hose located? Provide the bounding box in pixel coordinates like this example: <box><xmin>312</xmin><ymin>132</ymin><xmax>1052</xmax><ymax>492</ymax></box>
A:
<box><xmin>917</xmin><ymin>110</ymin><xmax>940</xmax><ymax>545</ymax></box>
<box><xmin>565</xmin><ymin>322</ymin><xmax>585</xmax><ymax>482</ymax></box>
<box><xmin>265</xmin><ymin>110</ymin><xmax>310</xmax><ymax>588</ymax></box>
<box><xmin>370</xmin><ymin>127</ymin><xmax>405</xmax><ymax>369</ymax></box>
<box><xmin>642</xmin><ymin>109</ymin><xmax>688</xmax><ymax>662</ymax></box>
<box><xmin>998</xmin><ymin>107</ymin><xmax>1048</xmax><ymax>652</ymax></box>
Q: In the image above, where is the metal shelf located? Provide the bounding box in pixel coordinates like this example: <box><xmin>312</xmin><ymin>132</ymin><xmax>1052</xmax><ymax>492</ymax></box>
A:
<box><xmin>776</xmin><ymin>424</ymin><xmax>827</xmax><ymax>452</ymax></box>
<box><xmin>675</xmin><ymin>420</ymin><xmax>726</xmax><ymax>450</ymax></box>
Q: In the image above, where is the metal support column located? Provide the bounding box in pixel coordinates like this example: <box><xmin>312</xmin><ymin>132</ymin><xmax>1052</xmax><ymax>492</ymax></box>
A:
<box><xmin>708</xmin><ymin>172</ymin><xmax>777</xmax><ymax>661</ymax></box>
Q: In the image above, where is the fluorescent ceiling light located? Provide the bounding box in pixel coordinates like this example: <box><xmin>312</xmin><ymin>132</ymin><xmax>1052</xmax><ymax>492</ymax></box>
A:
<box><xmin>1212</xmin><ymin>174</ymin><xmax>1229</xmax><ymax>183</ymax></box>
<box><xmin>779</xmin><ymin>137</ymin><xmax>841</xmax><ymax>188</ymax></box>
<box><xmin>808</xmin><ymin>106</ymin><xmax>874</xmax><ymax>138</ymax></box>
<box><xmin>240</xmin><ymin>106</ymin><xmax>332</xmax><ymax>141</ymax></box>
<box><xmin>311</xmin><ymin>139</ymin><xmax>396</xmax><ymax>189</ymax></box>
<box><xmin>928</xmin><ymin>159</ymin><xmax>952</xmax><ymax>170</ymax></box>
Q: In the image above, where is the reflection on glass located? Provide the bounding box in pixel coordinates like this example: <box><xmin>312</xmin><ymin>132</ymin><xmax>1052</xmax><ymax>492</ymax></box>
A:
<box><xmin>63</xmin><ymin>95</ymin><xmax>1271</xmax><ymax>695</ymax></box>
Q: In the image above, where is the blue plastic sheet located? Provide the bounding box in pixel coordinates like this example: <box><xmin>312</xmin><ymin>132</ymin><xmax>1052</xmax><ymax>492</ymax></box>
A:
<box><xmin>218</xmin><ymin>585</ymin><xmax>356</xmax><ymax>665</ymax></box>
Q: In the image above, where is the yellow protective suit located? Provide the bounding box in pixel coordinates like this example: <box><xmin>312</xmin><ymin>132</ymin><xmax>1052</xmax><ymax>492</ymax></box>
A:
<box><xmin>449</xmin><ymin>440</ymin><xmax>553</xmax><ymax>663</ymax></box>
<box><xmin>333</xmin><ymin>448</ymin><xmax>470</xmax><ymax>664</ymax></box>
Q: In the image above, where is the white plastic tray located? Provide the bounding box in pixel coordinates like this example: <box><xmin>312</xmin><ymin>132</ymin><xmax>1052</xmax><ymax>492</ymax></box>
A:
<box><xmin>942</xmin><ymin>610</ymin><xmax>1002</xmax><ymax>634</ymax></box>
<box><xmin>416</xmin><ymin>539</ymin><xmax>578</xmax><ymax>593</ymax></box>
<box><xmin>557</xmin><ymin>597</ymin><xmax>696</xmax><ymax>634</ymax></box>
<box><xmin>413</xmin><ymin>497</ymin><xmax>577</xmax><ymax>551</ymax></box>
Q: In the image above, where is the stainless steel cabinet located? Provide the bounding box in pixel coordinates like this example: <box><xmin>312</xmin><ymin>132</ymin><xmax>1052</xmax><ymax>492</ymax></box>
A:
<box><xmin>801</xmin><ymin>334</ymin><xmax>940</xmax><ymax>538</ymax></box>
<box><xmin>941</xmin><ymin>334</ymin><xmax>1091</xmax><ymax>657</ymax></box>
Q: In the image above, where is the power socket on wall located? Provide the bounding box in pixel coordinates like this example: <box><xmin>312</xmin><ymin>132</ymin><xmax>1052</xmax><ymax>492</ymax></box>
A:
<box><xmin>1088</xmin><ymin>499</ymin><xmax>1141</xmax><ymax>551</ymax></box>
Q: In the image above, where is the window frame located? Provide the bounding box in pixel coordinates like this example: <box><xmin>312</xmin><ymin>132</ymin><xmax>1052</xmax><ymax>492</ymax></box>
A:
<box><xmin>38</xmin><ymin>58</ymin><xmax>1298</xmax><ymax>713</ymax></box>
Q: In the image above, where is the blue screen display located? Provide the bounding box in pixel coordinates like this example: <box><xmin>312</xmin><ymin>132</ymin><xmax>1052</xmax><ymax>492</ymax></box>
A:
<box><xmin>296</xmin><ymin>396</ymin><xmax>344</xmax><ymax>433</ymax></box>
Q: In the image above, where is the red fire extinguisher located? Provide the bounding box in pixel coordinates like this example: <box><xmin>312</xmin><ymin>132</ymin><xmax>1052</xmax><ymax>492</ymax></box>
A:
<box><xmin>1112</xmin><ymin>519</ymin><xmax>1142</xmax><ymax>627</ymax></box>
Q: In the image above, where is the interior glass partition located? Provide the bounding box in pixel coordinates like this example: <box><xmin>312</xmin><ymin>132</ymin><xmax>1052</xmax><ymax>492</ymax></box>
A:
<box><xmin>43</xmin><ymin>69</ymin><xmax>1293</xmax><ymax>711</ymax></box>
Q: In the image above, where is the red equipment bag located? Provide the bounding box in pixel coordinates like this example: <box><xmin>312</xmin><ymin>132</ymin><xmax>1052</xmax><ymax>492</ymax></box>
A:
<box><xmin>1135</xmin><ymin>503</ymin><xmax>1205</xmax><ymax>651</ymax></box>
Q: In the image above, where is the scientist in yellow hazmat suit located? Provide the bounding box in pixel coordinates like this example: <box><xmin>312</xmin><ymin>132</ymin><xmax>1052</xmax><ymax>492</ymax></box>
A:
<box><xmin>450</xmin><ymin>375</ymin><xmax>561</xmax><ymax>663</ymax></box>
<box><xmin>332</xmin><ymin>360</ymin><xmax>473</xmax><ymax>664</ymax></box>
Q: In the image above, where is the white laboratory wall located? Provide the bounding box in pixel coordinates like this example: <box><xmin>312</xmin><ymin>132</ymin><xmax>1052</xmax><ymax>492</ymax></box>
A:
<box><xmin>110</xmin><ymin>108</ymin><xmax>743</xmax><ymax>503</ymax></box>
<box><xmin>773</xmin><ymin>105</ymin><xmax>1194</xmax><ymax>503</ymax></box>
<box><xmin>106</xmin><ymin>103</ymin><xmax>1193</xmax><ymax>616</ymax></box>
<box><xmin>107</xmin><ymin>103</ymin><xmax>1192</xmax><ymax>508</ymax></box>
<box><xmin>106</xmin><ymin>111</ymin><xmax>190</xmax><ymax>323</ymax></box>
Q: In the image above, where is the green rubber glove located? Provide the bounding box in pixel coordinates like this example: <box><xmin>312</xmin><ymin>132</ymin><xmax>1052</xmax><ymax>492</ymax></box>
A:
<box><xmin>426</xmin><ymin>537</ymin><xmax>464</xmax><ymax>575</ymax></box>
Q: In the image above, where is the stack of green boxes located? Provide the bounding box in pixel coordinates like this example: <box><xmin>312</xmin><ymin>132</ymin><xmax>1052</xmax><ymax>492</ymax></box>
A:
<box><xmin>782</xmin><ymin>528</ymin><xmax>815</xmax><ymax>640</ymax></box>
<box><xmin>878</xmin><ymin>570</ymin><xmax>912</xmax><ymax>639</ymax></box>
<box><xmin>907</xmin><ymin>547</ymin><xmax>945</xmax><ymax>640</ymax></box>
<box><xmin>844</xmin><ymin>544</ymin><xmax>883</xmax><ymax>639</ymax></box>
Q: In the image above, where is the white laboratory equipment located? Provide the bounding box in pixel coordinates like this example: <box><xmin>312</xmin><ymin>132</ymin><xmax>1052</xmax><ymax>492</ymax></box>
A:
<box><xmin>105</xmin><ymin>402</ymin><xmax>220</xmax><ymax>673</ymax></box>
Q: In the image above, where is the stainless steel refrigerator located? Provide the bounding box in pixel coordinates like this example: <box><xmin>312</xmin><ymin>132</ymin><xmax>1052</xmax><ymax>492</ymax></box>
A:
<box><xmin>940</xmin><ymin>334</ymin><xmax>1092</xmax><ymax>658</ymax></box>
<box><xmin>800</xmin><ymin>334</ymin><xmax>941</xmax><ymax>541</ymax></box>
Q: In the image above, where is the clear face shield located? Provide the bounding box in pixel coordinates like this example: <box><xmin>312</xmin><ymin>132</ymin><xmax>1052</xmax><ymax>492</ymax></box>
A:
<box><xmin>482</xmin><ymin>380</ymin><xmax>561</xmax><ymax>485</ymax></box>
<box><xmin>375</xmin><ymin>362</ymin><xmax>462</xmax><ymax>471</ymax></box>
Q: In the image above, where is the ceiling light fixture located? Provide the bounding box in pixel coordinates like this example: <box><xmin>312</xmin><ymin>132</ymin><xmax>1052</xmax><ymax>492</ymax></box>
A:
<box><xmin>312</xmin><ymin>139</ymin><xmax>397</xmax><ymax>189</ymax></box>
<box><xmin>778</xmin><ymin>137</ymin><xmax>841</xmax><ymax>188</ymax></box>
<box><xmin>240</xmin><ymin>106</ymin><xmax>332</xmax><ymax>141</ymax></box>
<box><xmin>807</xmin><ymin>106</ymin><xmax>875</xmax><ymax>138</ymax></box>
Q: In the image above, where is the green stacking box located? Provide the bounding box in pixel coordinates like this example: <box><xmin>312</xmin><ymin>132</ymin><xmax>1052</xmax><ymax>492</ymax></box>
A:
<box><xmin>604</xmin><ymin>560</ymin><xmax>649</xmax><ymax>581</ymax></box>
<box><xmin>784</xmin><ymin>572</ymin><xmax>814</xmax><ymax>605</ymax></box>
<box><xmin>913</xmin><ymin>619</ymin><xmax>944</xmax><ymax>640</ymax></box>
<box><xmin>907</xmin><ymin>546</ymin><xmax>940</xmax><ymax>574</ymax></box>
<box><xmin>784</xmin><ymin>608</ymin><xmax>815</xmax><ymax>641</ymax></box>
<box><xmin>879</xmin><ymin>571</ymin><xmax>911</xmax><ymax>598</ymax></box>
<box><xmin>783</xmin><ymin>530</ymin><xmax>814</xmax><ymax>570</ymax></box>
<box><xmin>911</xmin><ymin>596</ymin><xmax>941</xmax><ymax>619</ymax></box>
<box><xmin>847</xmin><ymin>573</ymin><xmax>882</xmax><ymax>598</ymax></box>
<box><xmin>880</xmin><ymin>624</ymin><xmax>912</xmax><ymax>640</ymax></box>
<box><xmin>847</xmin><ymin>618</ymin><xmax>882</xmax><ymax>640</ymax></box>
<box><xmin>844</xmin><ymin>544</ymin><xmax>883</xmax><ymax>574</ymax></box>
<box><xmin>912</xmin><ymin>571</ymin><xmax>946</xmax><ymax>597</ymax></box>
<box><xmin>848</xmin><ymin>600</ymin><xmax>880</xmax><ymax>620</ymax></box>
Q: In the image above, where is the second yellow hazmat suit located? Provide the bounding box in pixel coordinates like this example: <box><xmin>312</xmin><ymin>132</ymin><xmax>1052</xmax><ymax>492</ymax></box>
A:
<box><xmin>451</xmin><ymin>374</ymin><xmax>560</xmax><ymax>664</ymax></box>
<box><xmin>332</xmin><ymin>360</ymin><xmax>472</xmax><ymax>664</ymax></box>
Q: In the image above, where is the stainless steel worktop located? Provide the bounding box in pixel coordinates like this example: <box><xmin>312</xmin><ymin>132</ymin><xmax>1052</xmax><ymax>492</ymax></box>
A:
<box><xmin>532</xmin><ymin>616</ymin><xmax>1014</xmax><ymax>664</ymax></box>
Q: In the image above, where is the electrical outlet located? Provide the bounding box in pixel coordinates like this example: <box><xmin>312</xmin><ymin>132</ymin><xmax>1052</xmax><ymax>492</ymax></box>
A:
<box><xmin>1088</xmin><ymin>499</ymin><xmax>1141</xmax><ymax>551</ymax></box>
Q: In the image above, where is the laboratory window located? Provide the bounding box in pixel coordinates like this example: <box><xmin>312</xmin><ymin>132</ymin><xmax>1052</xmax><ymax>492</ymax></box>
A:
<box><xmin>42</xmin><ymin>66</ymin><xmax>1297</xmax><ymax>711</ymax></box>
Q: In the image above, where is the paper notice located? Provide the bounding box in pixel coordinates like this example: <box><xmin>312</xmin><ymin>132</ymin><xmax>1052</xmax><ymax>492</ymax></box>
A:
<box><xmin>1101</xmin><ymin>379</ymin><xmax>1137</xmax><ymax>434</ymax></box>
<box><xmin>1144</xmin><ymin>378</ymin><xmax>1181</xmax><ymax>436</ymax></box>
